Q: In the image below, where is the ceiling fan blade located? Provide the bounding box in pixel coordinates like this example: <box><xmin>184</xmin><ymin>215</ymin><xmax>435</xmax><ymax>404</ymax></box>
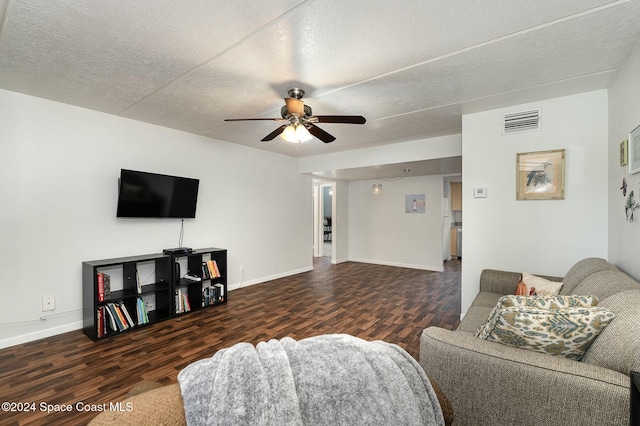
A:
<box><xmin>314</xmin><ymin>115</ymin><xmax>366</xmax><ymax>124</ymax></box>
<box><xmin>225</xmin><ymin>118</ymin><xmax>283</xmax><ymax>121</ymax></box>
<box><xmin>285</xmin><ymin>98</ymin><xmax>305</xmax><ymax>116</ymax></box>
<box><xmin>307</xmin><ymin>124</ymin><xmax>336</xmax><ymax>143</ymax></box>
<box><xmin>261</xmin><ymin>124</ymin><xmax>288</xmax><ymax>142</ymax></box>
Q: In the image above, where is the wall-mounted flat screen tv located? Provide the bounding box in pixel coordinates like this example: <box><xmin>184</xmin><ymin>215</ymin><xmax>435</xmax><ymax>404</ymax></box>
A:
<box><xmin>116</xmin><ymin>169</ymin><xmax>199</xmax><ymax>218</ymax></box>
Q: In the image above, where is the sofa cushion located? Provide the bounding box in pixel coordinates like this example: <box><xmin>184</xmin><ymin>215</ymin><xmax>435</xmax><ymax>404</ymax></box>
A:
<box><xmin>571</xmin><ymin>270</ymin><xmax>640</xmax><ymax>300</ymax></box>
<box><xmin>499</xmin><ymin>294</ymin><xmax>598</xmax><ymax>309</ymax></box>
<box><xmin>477</xmin><ymin>306</ymin><xmax>615</xmax><ymax>360</ymax></box>
<box><xmin>559</xmin><ymin>258</ymin><xmax>617</xmax><ymax>295</ymax></box>
<box><xmin>520</xmin><ymin>272</ymin><xmax>563</xmax><ymax>295</ymax></box>
<box><xmin>475</xmin><ymin>295</ymin><xmax>599</xmax><ymax>339</ymax></box>
<box><xmin>581</xmin><ymin>289</ymin><xmax>640</xmax><ymax>374</ymax></box>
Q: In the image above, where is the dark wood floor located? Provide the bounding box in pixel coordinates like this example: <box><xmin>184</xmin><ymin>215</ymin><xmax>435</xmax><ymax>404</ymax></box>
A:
<box><xmin>0</xmin><ymin>258</ymin><xmax>460</xmax><ymax>425</ymax></box>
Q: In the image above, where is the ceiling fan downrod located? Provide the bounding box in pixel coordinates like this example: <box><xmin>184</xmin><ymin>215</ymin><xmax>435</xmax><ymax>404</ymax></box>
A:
<box><xmin>287</xmin><ymin>87</ymin><xmax>305</xmax><ymax>99</ymax></box>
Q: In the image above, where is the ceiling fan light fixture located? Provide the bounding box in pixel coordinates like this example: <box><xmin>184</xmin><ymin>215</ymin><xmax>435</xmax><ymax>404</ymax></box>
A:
<box><xmin>281</xmin><ymin>124</ymin><xmax>312</xmax><ymax>143</ymax></box>
<box><xmin>281</xmin><ymin>124</ymin><xmax>297</xmax><ymax>142</ymax></box>
<box><xmin>225</xmin><ymin>87</ymin><xmax>365</xmax><ymax>143</ymax></box>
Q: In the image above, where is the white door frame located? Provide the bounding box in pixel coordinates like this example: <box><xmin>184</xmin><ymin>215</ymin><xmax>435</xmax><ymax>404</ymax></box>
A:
<box><xmin>313</xmin><ymin>182</ymin><xmax>334</xmax><ymax>259</ymax></box>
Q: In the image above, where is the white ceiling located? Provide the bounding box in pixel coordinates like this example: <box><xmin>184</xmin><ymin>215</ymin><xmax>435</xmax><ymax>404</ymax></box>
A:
<box><xmin>1</xmin><ymin>0</ymin><xmax>639</xmax><ymax>179</ymax></box>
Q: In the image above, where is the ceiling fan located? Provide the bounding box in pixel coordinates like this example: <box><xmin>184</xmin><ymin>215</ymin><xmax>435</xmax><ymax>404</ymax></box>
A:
<box><xmin>224</xmin><ymin>88</ymin><xmax>366</xmax><ymax>143</ymax></box>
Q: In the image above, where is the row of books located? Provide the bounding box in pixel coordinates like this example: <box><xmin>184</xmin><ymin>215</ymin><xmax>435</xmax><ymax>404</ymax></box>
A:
<box><xmin>175</xmin><ymin>284</ymin><xmax>226</xmax><ymax>313</ymax></box>
<box><xmin>204</xmin><ymin>284</ymin><xmax>225</xmax><ymax>307</ymax></box>
<box><xmin>175</xmin><ymin>288</ymin><xmax>191</xmax><ymax>314</ymax></box>
<box><xmin>202</xmin><ymin>260</ymin><xmax>222</xmax><ymax>280</ymax></box>
<box><xmin>97</xmin><ymin>272</ymin><xmax>111</xmax><ymax>302</ymax></box>
<box><xmin>96</xmin><ymin>298</ymin><xmax>148</xmax><ymax>337</ymax></box>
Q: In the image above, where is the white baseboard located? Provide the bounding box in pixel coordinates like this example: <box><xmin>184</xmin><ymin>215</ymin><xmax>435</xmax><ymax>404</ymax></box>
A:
<box><xmin>2</xmin><ymin>267</ymin><xmax>315</xmax><ymax>349</ymax></box>
<box><xmin>348</xmin><ymin>258</ymin><xmax>444</xmax><ymax>272</ymax></box>
<box><xmin>228</xmin><ymin>265</ymin><xmax>314</xmax><ymax>291</ymax></box>
<box><xmin>0</xmin><ymin>321</ymin><xmax>83</xmax><ymax>350</ymax></box>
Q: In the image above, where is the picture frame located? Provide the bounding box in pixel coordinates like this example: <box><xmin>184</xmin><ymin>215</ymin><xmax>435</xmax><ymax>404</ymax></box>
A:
<box><xmin>405</xmin><ymin>194</ymin><xmax>426</xmax><ymax>213</ymax></box>
<box><xmin>629</xmin><ymin>124</ymin><xmax>640</xmax><ymax>174</ymax></box>
<box><xmin>516</xmin><ymin>149</ymin><xmax>565</xmax><ymax>200</ymax></box>
<box><xmin>620</xmin><ymin>139</ymin><xmax>628</xmax><ymax>166</ymax></box>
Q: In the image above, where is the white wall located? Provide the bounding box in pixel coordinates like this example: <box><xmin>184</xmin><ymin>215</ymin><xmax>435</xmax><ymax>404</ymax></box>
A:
<box><xmin>333</xmin><ymin>180</ymin><xmax>349</xmax><ymax>264</ymax></box>
<box><xmin>348</xmin><ymin>176</ymin><xmax>444</xmax><ymax>271</ymax></box>
<box><xmin>461</xmin><ymin>91</ymin><xmax>609</xmax><ymax>314</ymax></box>
<box><xmin>299</xmin><ymin>134</ymin><xmax>461</xmax><ymax>174</ymax></box>
<box><xmin>0</xmin><ymin>89</ymin><xmax>312</xmax><ymax>347</ymax></box>
<box><xmin>608</xmin><ymin>41</ymin><xmax>640</xmax><ymax>280</ymax></box>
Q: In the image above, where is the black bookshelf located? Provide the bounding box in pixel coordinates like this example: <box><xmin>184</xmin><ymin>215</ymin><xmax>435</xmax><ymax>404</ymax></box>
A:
<box><xmin>82</xmin><ymin>247</ymin><xmax>227</xmax><ymax>341</ymax></box>
<box><xmin>171</xmin><ymin>248</ymin><xmax>227</xmax><ymax>315</ymax></box>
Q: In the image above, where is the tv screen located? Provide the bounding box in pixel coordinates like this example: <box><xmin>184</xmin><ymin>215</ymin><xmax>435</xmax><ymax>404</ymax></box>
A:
<box><xmin>116</xmin><ymin>169</ymin><xmax>199</xmax><ymax>218</ymax></box>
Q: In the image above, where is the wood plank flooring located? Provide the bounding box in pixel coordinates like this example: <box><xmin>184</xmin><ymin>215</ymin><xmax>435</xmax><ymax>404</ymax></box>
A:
<box><xmin>0</xmin><ymin>258</ymin><xmax>460</xmax><ymax>425</ymax></box>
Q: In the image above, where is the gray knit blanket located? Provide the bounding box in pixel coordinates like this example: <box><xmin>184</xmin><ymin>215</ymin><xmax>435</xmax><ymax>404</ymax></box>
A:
<box><xmin>177</xmin><ymin>334</ymin><xmax>444</xmax><ymax>426</ymax></box>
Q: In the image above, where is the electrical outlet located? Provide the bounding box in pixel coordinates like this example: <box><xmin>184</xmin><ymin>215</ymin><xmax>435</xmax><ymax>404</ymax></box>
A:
<box><xmin>42</xmin><ymin>294</ymin><xmax>55</xmax><ymax>311</ymax></box>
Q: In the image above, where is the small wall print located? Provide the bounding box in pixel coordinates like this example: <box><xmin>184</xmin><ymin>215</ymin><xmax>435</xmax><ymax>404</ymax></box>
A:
<box><xmin>630</xmin><ymin>124</ymin><xmax>640</xmax><ymax>174</ymax></box>
<box><xmin>620</xmin><ymin>139</ymin><xmax>628</xmax><ymax>166</ymax></box>
<box><xmin>405</xmin><ymin>194</ymin><xmax>426</xmax><ymax>213</ymax></box>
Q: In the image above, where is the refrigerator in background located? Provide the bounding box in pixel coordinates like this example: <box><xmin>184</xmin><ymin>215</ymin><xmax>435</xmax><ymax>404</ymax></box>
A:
<box><xmin>442</xmin><ymin>197</ymin><xmax>451</xmax><ymax>261</ymax></box>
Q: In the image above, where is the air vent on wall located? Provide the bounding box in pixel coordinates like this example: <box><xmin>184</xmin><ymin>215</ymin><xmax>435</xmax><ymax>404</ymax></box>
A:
<box><xmin>503</xmin><ymin>109</ymin><xmax>540</xmax><ymax>134</ymax></box>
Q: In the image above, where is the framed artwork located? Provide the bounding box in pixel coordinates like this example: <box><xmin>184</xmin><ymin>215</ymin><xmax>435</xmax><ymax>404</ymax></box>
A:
<box><xmin>516</xmin><ymin>149</ymin><xmax>565</xmax><ymax>200</ymax></box>
<box><xmin>629</xmin><ymin>124</ymin><xmax>640</xmax><ymax>174</ymax></box>
<box><xmin>620</xmin><ymin>139</ymin><xmax>628</xmax><ymax>166</ymax></box>
<box><xmin>405</xmin><ymin>194</ymin><xmax>425</xmax><ymax>213</ymax></box>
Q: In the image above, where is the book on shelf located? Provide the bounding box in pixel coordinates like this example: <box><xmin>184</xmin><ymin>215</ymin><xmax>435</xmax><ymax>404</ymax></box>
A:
<box><xmin>215</xmin><ymin>283</ymin><xmax>225</xmax><ymax>302</ymax></box>
<box><xmin>102</xmin><ymin>306</ymin><xmax>108</xmax><ymax>337</ymax></box>
<box><xmin>97</xmin><ymin>272</ymin><xmax>112</xmax><ymax>302</ymax></box>
<box><xmin>136</xmin><ymin>269</ymin><xmax>142</xmax><ymax>294</ymax></box>
<box><xmin>104</xmin><ymin>273</ymin><xmax>111</xmax><ymax>299</ymax></box>
<box><xmin>97</xmin><ymin>272</ymin><xmax>104</xmax><ymax>302</ymax></box>
<box><xmin>119</xmin><ymin>302</ymin><xmax>135</xmax><ymax>328</ymax></box>
<box><xmin>175</xmin><ymin>288</ymin><xmax>191</xmax><ymax>314</ymax></box>
<box><xmin>103</xmin><ymin>305</ymin><xmax>117</xmax><ymax>332</ymax></box>
<box><xmin>203</xmin><ymin>286</ymin><xmax>215</xmax><ymax>307</ymax></box>
<box><xmin>100</xmin><ymin>302</ymin><xmax>137</xmax><ymax>334</ymax></box>
<box><xmin>183</xmin><ymin>291</ymin><xmax>191</xmax><ymax>312</ymax></box>
<box><xmin>206</xmin><ymin>260</ymin><xmax>221</xmax><ymax>278</ymax></box>
<box><xmin>105</xmin><ymin>304</ymin><xmax>125</xmax><ymax>332</ymax></box>
<box><xmin>136</xmin><ymin>297</ymin><xmax>149</xmax><ymax>325</ymax></box>
<box><xmin>114</xmin><ymin>304</ymin><xmax>130</xmax><ymax>331</ymax></box>
<box><xmin>97</xmin><ymin>307</ymin><xmax>104</xmax><ymax>338</ymax></box>
<box><xmin>202</xmin><ymin>283</ymin><xmax>225</xmax><ymax>306</ymax></box>
<box><xmin>201</xmin><ymin>262</ymin><xmax>211</xmax><ymax>280</ymax></box>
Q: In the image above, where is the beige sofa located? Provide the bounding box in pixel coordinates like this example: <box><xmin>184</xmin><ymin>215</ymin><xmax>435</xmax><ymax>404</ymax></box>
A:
<box><xmin>420</xmin><ymin>258</ymin><xmax>640</xmax><ymax>426</ymax></box>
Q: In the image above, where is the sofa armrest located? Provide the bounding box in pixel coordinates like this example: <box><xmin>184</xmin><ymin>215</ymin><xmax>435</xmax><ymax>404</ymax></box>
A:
<box><xmin>89</xmin><ymin>384</ymin><xmax>186</xmax><ymax>425</ymax></box>
<box><xmin>419</xmin><ymin>327</ymin><xmax>628</xmax><ymax>426</ymax></box>
<box><xmin>478</xmin><ymin>269</ymin><xmax>522</xmax><ymax>294</ymax></box>
<box><xmin>479</xmin><ymin>269</ymin><xmax>562</xmax><ymax>295</ymax></box>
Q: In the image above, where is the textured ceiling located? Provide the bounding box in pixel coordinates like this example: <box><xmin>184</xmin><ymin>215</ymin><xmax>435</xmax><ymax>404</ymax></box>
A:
<box><xmin>1</xmin><ymin>0</ymin><xmax>639</xmax><ymax>177</ymax></box>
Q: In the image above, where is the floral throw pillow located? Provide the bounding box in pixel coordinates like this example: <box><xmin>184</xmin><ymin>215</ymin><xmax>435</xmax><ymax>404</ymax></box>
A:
<box><xmin>478</xmin><ymin>306</ymin><xmax>615</xmax><ymax>360</ymax></box>
<box><xmin>475</xmin><ymin>294</ymin><xmax>599</xmax><ymax>339</ymax></box>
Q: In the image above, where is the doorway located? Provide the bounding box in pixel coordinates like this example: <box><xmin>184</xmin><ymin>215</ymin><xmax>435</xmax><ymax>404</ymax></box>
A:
<box><xmin>313</xmin><ymin>181</ymin><xmax>334</xmax><ymax>260</ymax></box>
<box><xmin>322</xmin><ymin>185</ymin><xmax>333</xmax><ymax>257</ymax></box>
